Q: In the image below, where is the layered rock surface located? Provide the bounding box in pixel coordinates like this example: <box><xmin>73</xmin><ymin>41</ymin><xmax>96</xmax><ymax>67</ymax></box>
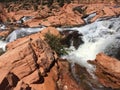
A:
<box><xmin>0</xmin><ymin>0</ymin><xmax>120</xmax><ymax>27</ymax></box>
<box><xmin>0</xmin><ymin>34</ymin><xmax>58</xmax><ymax>90</ymax></box>
<box><xmin>0</xmin><ymin>28</ymin><xmax>83</xmax><ymax>90</ymax></box>
<box><xmin>90</xmin><ymin>53</ymin><xmax>120</xmax><ymax>89</ymax></box>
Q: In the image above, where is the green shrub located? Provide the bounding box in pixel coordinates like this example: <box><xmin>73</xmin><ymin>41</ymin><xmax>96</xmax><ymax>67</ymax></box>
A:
<box><xmin>44</xmin><ymin>32</ymin><xmax>68</xmax><ymax>56</ymax></box>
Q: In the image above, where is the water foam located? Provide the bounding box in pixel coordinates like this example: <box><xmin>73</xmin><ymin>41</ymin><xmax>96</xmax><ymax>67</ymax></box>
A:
<box><xmin>62</xmin><ymin>16</ymin><xmax>120</xmax><ymax>72</ymax></box>
<box><xmin>0</xmin><ymin>41</ymin><xmax>7</xmax><ymax>51</ymax></box>
<box><xmin>0</xmin><ymin>16</ymin><xmax>120</xmax><ymax>72</ymax></box>
<box><xmin>6</xmin><ymin>27</ymin><xmax>45</xmax><ymax>42</ymax></box>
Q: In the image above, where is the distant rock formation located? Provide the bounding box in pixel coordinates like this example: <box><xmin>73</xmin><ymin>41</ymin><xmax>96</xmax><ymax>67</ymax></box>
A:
<box><xmin>0</xmin><ymin>0</ymin><xmax>119</xmax><ymax>27</ymax></box>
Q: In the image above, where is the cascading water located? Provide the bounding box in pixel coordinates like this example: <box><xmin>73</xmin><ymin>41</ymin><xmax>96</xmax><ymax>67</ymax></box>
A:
<box><xmin>0</xmin><ymin>26</ymin><xmax>45</xmax><ymax>51</ymax></box>
<box><xmin>61</xmin><ymin>16</ymin><xmax>120</xmax><ymax>73</ymax></box>
<box><xmin>0</xmin><ymin>16</ymin><xmax>120</xmax><ymax>73</ymax></box>
<box><xmin>6</xmin><ymin>27</ymin><xmax>45</xmax><ymax>42</ymax></box>
<box><xmin>83</xmin><ymin>12</ymin><xmax>96</xmax><ymax>23</ymax></box>
<box><xmin>0</xmin><ymin>15</ymin><xmax>119</xmax><ymax>90</ymax></box>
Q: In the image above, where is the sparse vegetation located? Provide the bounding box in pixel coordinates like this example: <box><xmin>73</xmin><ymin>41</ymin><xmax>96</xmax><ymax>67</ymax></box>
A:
<box><xmin>44</xmin><ymin>32</ymin><xmax>68</xmax><ymax>56</ymax></box>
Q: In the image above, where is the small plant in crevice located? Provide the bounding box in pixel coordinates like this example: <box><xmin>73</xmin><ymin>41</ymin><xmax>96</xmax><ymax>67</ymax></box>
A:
<box><xmin>44</xmin><ymin>32</ymin><xmax>68</xmax><ymax>56</ymax></box>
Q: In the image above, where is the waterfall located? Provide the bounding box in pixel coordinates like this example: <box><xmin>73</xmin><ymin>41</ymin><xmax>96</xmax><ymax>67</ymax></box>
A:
<box><xmin>0</xmin><ymin>16</ymin><xmax>120</xmax><ymax>72</ymax></box>
<box><xmin>62</xmin><ymin>16</ymin><xmax>120</xmax><ymax>72</ymax></box>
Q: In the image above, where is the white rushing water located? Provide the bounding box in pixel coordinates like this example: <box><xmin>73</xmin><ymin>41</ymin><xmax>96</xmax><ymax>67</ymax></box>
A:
<box><xmin>0</xmin><ymin>26</ymin><xmax>45</xmax><ymax>51</ymax></box>
<box><xmin>61</xmin><ymin>16</ymin><xmax>120</xmax><ymax>72</ymax></box>
<box><xmin>0</xmin><ymin>23</ymin><xmax>7</xmax><ymax>30</ymax></box>
<box><xmin>84</xmin><ymin>12</ymin><xmax>96</xmax><ymax>23</ymax></box>
<box><xmin>6</xmin><ymin>27</ymin><xmax>45</xmax><ymax>42</ymax></box>
<box><xmin>0</xmin><ymin>16</ymin><xmax>120</xmax><ymax>73</ymax></box>
<box><xmin>0</xmin><ymin>41</ymin><xmax>7</xmax><ymax>51</ymax></box>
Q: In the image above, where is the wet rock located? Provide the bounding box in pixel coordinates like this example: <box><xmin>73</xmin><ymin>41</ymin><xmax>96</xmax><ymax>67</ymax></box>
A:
<box><xmin>61</xmin><ymin>30</ymin><xmax>83</xmax><ymax>49</ymax></box>
<box><xmin>89</xmin><ymin>53</ymin><xmax>120</xmax><ymax>89</ymax></box>
<box><xmin>115</xmin><ymin>48</ymin><xmax>120</xmax><ymax>60</ymax></box>
<box><xmin>71</xmin><ymin>63</ymin><xmax>93</xmax><ymax>90</ymax></box>
<box><xmin>103</xmin><ymin>40</ymin><xmax>120</xmax><ymax>60</ymax></box>
<box><xmin>0</xmin><ymin>48</ymin><xmax>4</xmax><ymax>55</ymax></box>
<box><xmin>71</xmin><ymin>63</ymin><xmax>114</xmax><ymax>90</ymax></box>
<box><xmin>57</xmin><ymin>59</ymin><xmax>83</xmax><ymax>90</ymax></box>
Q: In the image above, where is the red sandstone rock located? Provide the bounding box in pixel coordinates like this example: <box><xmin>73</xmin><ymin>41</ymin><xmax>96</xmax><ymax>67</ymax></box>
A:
<box><xmin>0</xmin><ymin>33</ymin><xmax>58</xmax><ymax>90</ymax></box>
<box><xmin>103</xmin><ymin>6</ymin><xmax>116</xmax><ymax>17</ymax></box>
<box><xmin>0</xmin><ymin>3</ymin><xmax>8</xmax><ymax>22</ymax></box>
<box><xmin>0</xmin><ymin>31</ymin><xmax>83</xmax><ymax>90</ymax></box>
<box><xmin>41</xmin><ymin>27</ymin><xmax>60</xmax><ymax>36</ymax></box>
<box><xmin>73</xmin><ymin>0</ymin><xmax>119</xmax><ymax>4</ymax></box>
<box><xmin>41</xmin><ymin>21</ymin><xmax>51</xmax><ymax>27</ymax></box>
<box><xmin>57</xmin><ymin>59</ymin><xmax>83</xmax><ymax>90</ymax></box>
<box><xmin>6</xmin><ymin>27</ymin><xmax>60</xmax><ymax>50</ymax></box>
<box><xmin>21</xmin><ymin>3</ymin><xmax>120</xmax><ymax>27</ymax></box>
<box><xmin>86</xmin><ymin>4</ymin><xmax>120</xmax><ymax>22</ymax></box>
<box><xmin>90</xmin><ymin>53</ymin><xmax>120</xmax><ymax>89</ymax></box>
<box><xmin>44</xmin><ymin>4</ymin><xmax>84</xmax><ymax>27</ymax></box>
<box><xmin>12</xmin><ymin>10</ymin><xmax>38</xmax><ymax>21</ymax></box>
<box><xmin>0</xmin><ymin>31</ymin><xmax>10</xmax><ymax>38</ymax></box>
<box><xmin>24</xmin><ymin>19</ymin><xmax>41</xmax><ymax>27</ymax></box>
<box><xmin>30</xmin><ymin>63</ymin><xmax>59</xmax><ymax>90</ymax></box>
<box><xmin>2</xmin><ymin>2</ymin><xmax>120</xmax><ymax>27</ymax></box>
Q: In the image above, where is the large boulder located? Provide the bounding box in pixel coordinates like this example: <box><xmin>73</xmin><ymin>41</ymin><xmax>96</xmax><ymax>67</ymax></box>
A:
<box><xmin>0</xmin><ymin>28</ymin><xmax>84</xmax><ymax>90</ymax></box>
<box><xmin>0</xmin><ymin>33</ymin><xmax>58</xmax><ymax>90</ymax></box>
<box><xmin>89</xmin><ymin>53</ymin><xmax>120</xmax><ymax>89</ymax></box>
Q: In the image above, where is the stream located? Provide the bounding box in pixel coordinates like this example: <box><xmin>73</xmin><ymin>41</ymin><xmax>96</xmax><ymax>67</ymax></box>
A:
<box><xmin>0</xmin><ymin>15</ymin><xmax>120</xmax><ymax>90</ymax></box>
<box><xmin>61</xmin><ymin>16</ymin><xmax>120</xmax><ymax>73</ymax></box>
<box><xmin>1</xmin><ymin>16</ymin><xmax>120</xmax><ymax>71</ymax></box>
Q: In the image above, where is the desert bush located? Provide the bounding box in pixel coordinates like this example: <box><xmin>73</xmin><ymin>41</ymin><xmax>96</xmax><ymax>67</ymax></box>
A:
<box><xmin>44</xmin><ymin>32</ymin><xmax>68</xmax><ymax>56</ymax></box>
